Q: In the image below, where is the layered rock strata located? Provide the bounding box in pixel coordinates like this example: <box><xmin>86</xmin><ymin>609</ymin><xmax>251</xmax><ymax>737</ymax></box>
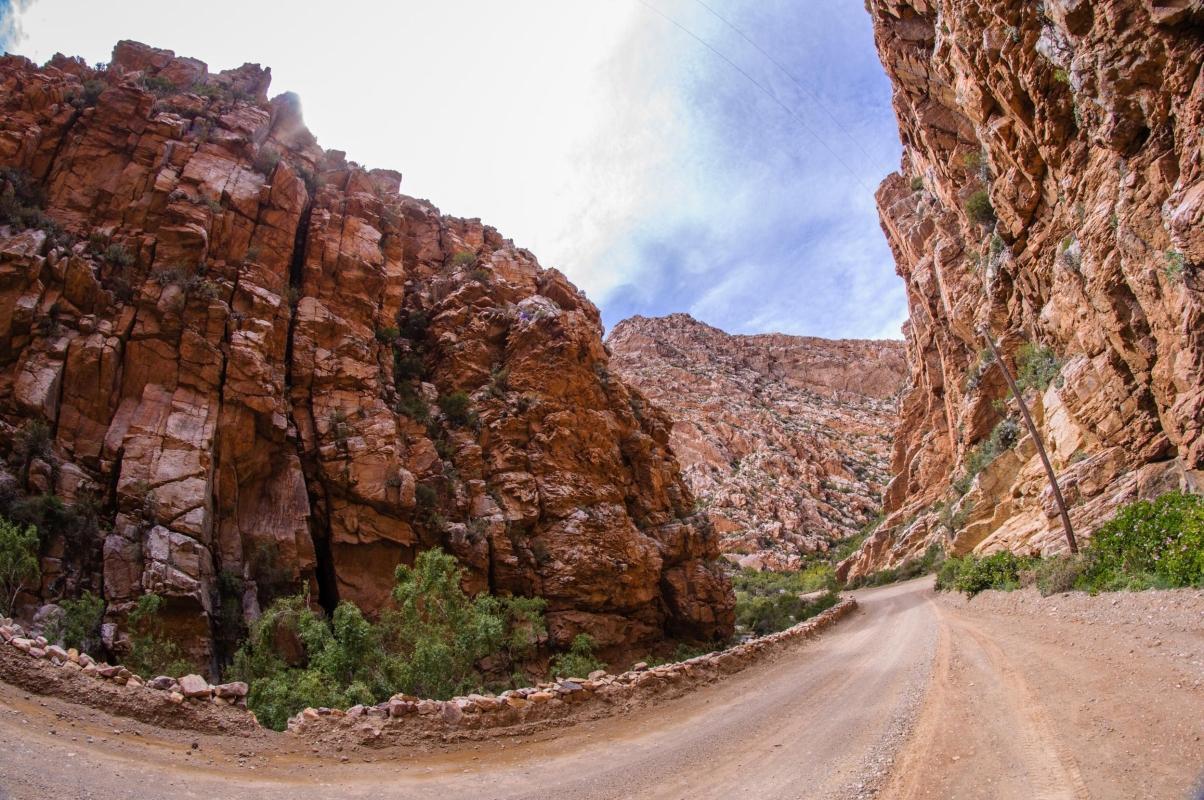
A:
<box><xmin>842</xmin><ymin>0</ymin><xmax>1204</xmax><ymax>579</ymax></box>
<box><xmin>0</xmin><ymin>41</ymin><xmax>733</xmax><ymax>668</ymax></box>
<box><xmin>608</xmin><ymin>314</ymin><xmax>907</xmax><ymax>570</ymax></box>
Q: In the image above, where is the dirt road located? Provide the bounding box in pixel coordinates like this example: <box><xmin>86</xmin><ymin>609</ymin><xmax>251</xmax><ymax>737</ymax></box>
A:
<box><xmin>0</xmin><ymin>579</ymin><xmax>1200</xmax><ymax>800</ymax></box>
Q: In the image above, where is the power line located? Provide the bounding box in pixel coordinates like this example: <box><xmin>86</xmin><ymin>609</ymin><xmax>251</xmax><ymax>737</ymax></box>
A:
<box><xmin>690</xmin><ymin>0</ymin><xmax>881</xmax><ymax>166</ymax></box>
<box><xmin>633</xmin><ymin>0</ymin><xmax>876</xmax><ymax>195</ymax></box>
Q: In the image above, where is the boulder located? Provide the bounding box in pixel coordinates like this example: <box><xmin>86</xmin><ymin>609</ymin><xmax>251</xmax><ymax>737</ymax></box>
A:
<box><xmin>178</xmin><ymin>673</ymin><xmax>212</xmax><ymax>699</ymax></box>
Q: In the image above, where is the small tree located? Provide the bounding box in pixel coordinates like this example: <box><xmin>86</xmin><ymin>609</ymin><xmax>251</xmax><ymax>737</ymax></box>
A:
<box><xmin>0</xmin><ymin>516</ymin><xmax>39</xmax><ymax>616</ymax></box>
<box><xmin>384</xmin><ymin>549</ymin><xmax>505</xmax><ymax>698</ymax></box>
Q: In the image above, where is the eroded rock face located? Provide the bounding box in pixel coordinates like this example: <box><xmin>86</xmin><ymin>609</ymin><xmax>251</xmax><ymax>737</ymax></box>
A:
<box><xmin>841</xmin><ymin>1</ymin><xmax>1204</xmax><ymax>580</ymax></box>
<box><xmin>608</xmin><ymin>314</ymin><xmax>907</xmax><ymax>570</ymax></box>
<box><xmin>0</xmin><ymin>42</ymin><xmax>733</xmax><ymax>669</ymax></box>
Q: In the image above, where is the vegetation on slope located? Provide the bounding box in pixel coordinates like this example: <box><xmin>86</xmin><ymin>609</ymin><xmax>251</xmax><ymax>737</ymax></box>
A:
<box><xmin>231</xmin><ymin>549</ymin><xmax>548</xmax><ymax>730</ymax></box>
<box><xmin>937</xmin><ymin>492</ymin><xmax>1204</xmax><ymax>597</ymax></box>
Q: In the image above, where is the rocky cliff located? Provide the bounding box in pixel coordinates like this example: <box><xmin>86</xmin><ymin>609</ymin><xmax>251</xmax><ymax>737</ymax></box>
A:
<box><xmin>0</xmin><ymin>41</ymin><xmax>733</xmax><ymax>670</ymax></box>
<box><xmin>842</xmin><ymin>0</ymin><xmax>1204</xmax><ymax>579</ymax></box>
<box><xmin>608</xmin><ymin>314</ymin><xmax>907</xmax><ymax>571</ymax></box>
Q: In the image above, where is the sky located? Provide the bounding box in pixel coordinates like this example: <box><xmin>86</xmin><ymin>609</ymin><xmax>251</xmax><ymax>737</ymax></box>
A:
<box><xmin>0</xmin><ymin>0</ymin><xmax>906</xmax><ymax>340</ymax></box>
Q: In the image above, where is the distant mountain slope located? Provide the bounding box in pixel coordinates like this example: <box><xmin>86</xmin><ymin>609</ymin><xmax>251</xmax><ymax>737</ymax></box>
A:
<box><xmin>608</xmin><ymin>314</ymin><xmax>908</xmax><ymax>570</ymax></box>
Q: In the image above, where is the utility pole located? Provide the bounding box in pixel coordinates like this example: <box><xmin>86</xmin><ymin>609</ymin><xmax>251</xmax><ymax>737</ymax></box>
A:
<box><xmin>978</xmin><ymin>328</ymin><xmax>1079</xmax><ymax>554</ymax></box>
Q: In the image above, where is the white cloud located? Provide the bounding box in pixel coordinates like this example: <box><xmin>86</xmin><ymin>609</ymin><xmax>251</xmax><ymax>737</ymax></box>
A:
<box><xmin>5</xmin><ymin>0</ymin><xmax>907</xmax><ymax>340</ymax></box>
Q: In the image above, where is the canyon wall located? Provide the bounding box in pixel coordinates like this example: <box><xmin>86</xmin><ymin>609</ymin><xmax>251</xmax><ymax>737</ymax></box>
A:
<box><xmin>0</xmin><ymin>42</ymin><xmax>733</xmax><ymax>670</ymax></box>
<box><xmin>842</xmin><ymin>0</ymin><xmax>1204</xmax><ymax>579</ymax></box>
<box><xmin>608</xmin><ymin>314</ymin><xmax>906</xmax><ymax>571</ymax></box>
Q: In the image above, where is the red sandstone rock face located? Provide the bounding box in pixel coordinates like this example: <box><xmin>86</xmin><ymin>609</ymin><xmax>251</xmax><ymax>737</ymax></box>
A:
<box><xmin>842</xmin><ymin>1</ymin><xmax>1204</xmax><ymax>580</ymax></box>
<box><xmin>608</xmin><ymin>314</ymin><xmax>907</xmax><ymax>571</ymax></box>
<box><xmin>0</xmin><ymin>42</ymin><xmax>733</xmax><ymax>669</ymax></box>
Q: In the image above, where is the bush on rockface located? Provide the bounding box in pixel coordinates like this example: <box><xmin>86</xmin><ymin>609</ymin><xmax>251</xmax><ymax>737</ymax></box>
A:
<box><xmin>232</xmin><ymin>549</ymin><xmax>549</xmax><ymax>730</ymax></box>
<box><xmin>936</xmin><ymin>492</ymin><xmax>1204</xmax><ymax>597</ymax></box>
<box><xmin>1014</xmin><ymin>343</ymin><xmax>1061</xmax><ymax>394</ymax></box>
<box><xmin>964</xmin><ymin>189</ymin><xmax>995</xmax><ymax>224</ymax></box>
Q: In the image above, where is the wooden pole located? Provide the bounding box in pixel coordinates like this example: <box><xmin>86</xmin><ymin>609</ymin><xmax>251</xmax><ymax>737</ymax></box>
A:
<box><xmin>978</xmin><ymin>329</ymin><xmax>1079</xmax><ymax>554</ymax></box>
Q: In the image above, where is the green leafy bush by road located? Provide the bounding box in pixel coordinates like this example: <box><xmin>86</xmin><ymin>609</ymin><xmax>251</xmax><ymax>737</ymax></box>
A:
<box><xmin>936</xmin><ymin>492</ymin><xmax>1204</xmax><ymax>597</ymax></box>
<box><xmin>732</xmin><ymin>563</ymin><xmax>836</xmax><ymax>596</ymax></box>
<box><xmin>232</xmin><ymin>549</ymin><xmax>548</xmax><ymax>730</ymax></box>
<box><xmin>549</xmin><ymin>634</ymin><xmax>605</xmax><ymax>679</ymax></box>
<box><xmin>46</xmin><ymin>591</ymin><xmax>105</xmax><ymax>655</ymax></box>
<box><xmin>735</xmin><ymin>588</ymin><xmax>839</xmax><ymax>637</ymax></box>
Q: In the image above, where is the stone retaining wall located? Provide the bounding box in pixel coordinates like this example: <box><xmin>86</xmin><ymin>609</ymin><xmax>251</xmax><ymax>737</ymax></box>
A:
<box><xmin>290</xmin><ymin>598</ymin><xmax>859</xmax><ymax>746</ymax></box>
<box><xmin>0</xmin><ymin>598</ymin><xmax>857</xmax><ymax>741</ymax></box>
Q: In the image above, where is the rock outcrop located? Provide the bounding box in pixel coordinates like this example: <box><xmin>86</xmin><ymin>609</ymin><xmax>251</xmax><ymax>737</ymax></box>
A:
<box><xmin>842</xmin><ymin>1</ymin><xmax>1204</xmax><ymax>579</ymax></box>
<box><xmin>0</xmin><ymin>41</ymin><xmax>733</xmax><ymax>670</ymax></box>
<box><xmin>608</xmin><ymin>314</ymin><xmax>907</xmax><ymax>570</ymax></box>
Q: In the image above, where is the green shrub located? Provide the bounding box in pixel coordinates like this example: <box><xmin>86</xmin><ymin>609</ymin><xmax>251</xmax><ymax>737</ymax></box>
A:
<box><xmin>549</xmin><ymin>633</ymin><xmax>605</xmax><ymax>679</ymax></box>
<box><xmin>232</xmin><ymin>596</ymin><xmax>385</xmax><ymax>731</ymax></box>
<box><xmin>437</xmin><ymin>391</ymin><xmax>474</xmax><ymax>427</ymax></box>
<box><xmin>232</xmin><ymin>549</ymin><xmax>545</xmax><ymax>730</ymax></box>
<box><xmin>47</xmin><ymin>591</ymin><xmax>105</xmax><ymax>655</ymax></box>
<box><xmin>394</xmin><ymin>354</ymin><xmax>425</xmax><ymax>381</ymax></box>
<box><xmin>125</xmin><ymin>594</ymin><xmax>194</xmax><ymax>677</ymax></box>
<box><xmin>374</xmin><ymin>326</ymin><xmax>399</xmax><ymax>343</ymax></box>
<box><xmin>910</xmin><ymin>175</ymin><xmax>924</xmax><ymax>192</ymax></box>
<box><xmin>953</xmin><ymin>417</ymin><xmax>1020</xmax><ymax>494</ymax></box>
<box><xmin>398</xmin><ymin>309</ymin><xmax>429</xmax><ymax>341</ymax></box>
<box><xmin>0</xmin><ymin>515</ymin><xmax>39</xmax><ymax>616</ymax></box>
<box><xmin>385</xmin><ymin>550</ymin><xmax>509</xmax><ymax>698</ymax></box>
<box><xmin>735</xmin><ymin>589</ymin><xmax>839</xmax><ymax>637</ymax></box>
<box><xmin>449</xmin><ymin>251</ymin><xmax>478</xmax><ymax>269</ymax></box>
<box><xmin>0</xmin><ymin>167</ymin><xmax>68</xmax><ymax>244</ymax></box>
<box><xmin>1080</xmin><ymin>491</ymin><xmax>1204</xmax><ymax>590</ymax></box>
<box><xmin>1015</xmin><ymin>343</ymin><xmax>1061</xmax><ymax>394</ymax></box>
<box><xmin>71</xmin><ymin>78</ymin><xmax>106</xmax><ymax>108</ymax></box>
<box><xmin>934</xmin><ymin>556</ymin><xmax>968</xmax><ymax>592</ymax></box>
<box><xmin>1031</xmin><ymin>554</ymin><xmax>1089</xmax><ymax>596</ymax></box>
<box><xmin>1164</xmin><ymin>250</ymin><xmax>1187</xmax><ymax>283</ymax></box>
<box><xmin>252</xmin><ymin>146</ymin><xmax>281</xmax><ymax>175</ymax></box>
<box><xmin>952</xmin><ymin>551</ymin><xmax>1030</xmax><ymax>596</ymax></box>
<box><xmin>964</xmin><ymin>189</ymin><xmax>995</xmax><ymax>225</ymax></box>
<box><xmin>140</xmin><ymin>74</ymin><xmax>176</xmax><ymax>95</ymax></box>
<box><xmin>488</xmin><ymin>366</ymin><xmax>510</xmax><ymax>397</ymax></box>
<box><xmin>1053</xmin><ymin>68</ymin><xmax>1070</xmax><ymax>84</ymax></box>
<box><xmin>732</xmin><ymin>564</ymin><xmax>836</xmax><ymax>597</ymax></box>
<box><xmin>104</xmin><ymin>243</ymin><xmax>135</xmax><ymax>267</ymax></box>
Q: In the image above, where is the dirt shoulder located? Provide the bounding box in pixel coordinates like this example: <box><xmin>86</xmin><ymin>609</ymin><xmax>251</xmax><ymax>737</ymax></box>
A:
<box><xmin>883</xmin><ymin>584</ymin><xmax>1204</xmax><ymax>800</ymax></box>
